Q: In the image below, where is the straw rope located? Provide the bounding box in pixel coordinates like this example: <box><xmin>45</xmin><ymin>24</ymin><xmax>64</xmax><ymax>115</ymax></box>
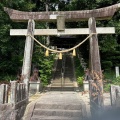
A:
<box><xmin>27</xmin><ymin>33</ymin><xmax>96</xmax><ymax>53</ymax></box>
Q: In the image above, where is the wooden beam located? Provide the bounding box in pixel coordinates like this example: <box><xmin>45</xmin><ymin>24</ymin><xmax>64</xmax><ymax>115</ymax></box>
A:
<box><xmin>10</xmin><ymin>27</ymin><xmax>115</xmax><ymax>36</ymax></box>
<box><xmin>4</xmin><ymin>4</ymin><xmax>120</xmax><ymax>22</ymax></box>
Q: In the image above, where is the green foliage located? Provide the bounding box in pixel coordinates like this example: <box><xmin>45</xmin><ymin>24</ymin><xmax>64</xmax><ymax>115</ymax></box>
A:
<box><xmin>0</xmin><ymin>0</ymin><xmax>35</xmax><ymax>80</ymax></box>
<box><xmin>102</xmin><ymin>61</ymin><xmax>113</xmax><ymax>70</ymax></box>
<box><xmin>103</xmin><ymin>70</ymin><xmax>115</xmax><ymax>92</ymax></box>
<box><xmin>104</xmin><ymin>70</ymin><xmax>120</xmax><ymax>92</ymax></box>
<box><xmin>104</xmin><ymin>70</ymin><xmax>115</xmax><ymax>80</ymax></box>
<box><xmin>104</xmin><ymin>83</ymin><xmax>111</xmax><ymax>92</ymax></box>
<box><xmin>104</xmin><ymin>76</ymin><xmax>120</xmax><ymax>92</ymax></box>
<box><xmin>0</xmin><ymin>73</ymin><xmax>16</xmax><ymax>81</ymax></box>
<box><xmin>77</xmin><ymin>76</ymin><xmax>84</xmax><ymax>86</ymax></box>
<box><xmin>39</xmin><ymin>55</ymin><xmax>55</xmax><ymax>86</ymax></box>
<box><xmin>75</xmin><ymin>57</ymin><xmax>84</xmax><ymax>86</ymax></box>
<box><xmin>0</xmin><ymin>0</ymin><xmax>120</xmax><ymax>84</ymax></box>
<box><xmin>112</xmin><ymin>76</ymin><xmax>120</xmax><ymax>86</ymax></box>
<box><xmin>32</xmin><ymin>38</ymin><xmax>55</xmax><ymax>86</ymax></box>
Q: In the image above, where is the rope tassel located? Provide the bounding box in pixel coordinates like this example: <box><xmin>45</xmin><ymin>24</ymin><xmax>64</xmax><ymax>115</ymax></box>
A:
<box><xmin>73</xmin><ymin>49</ymin><xmax>76</xmax><ymax>56</ymax></box>
<box><xmin>59</xmin><ymin>53</ymin><xmax>62</xmax><ymax>59</ymax></box>
<box><xmin>45</xmin><ymin>49</ymin><xmax>49</xmax><ymax>56</ymax></box>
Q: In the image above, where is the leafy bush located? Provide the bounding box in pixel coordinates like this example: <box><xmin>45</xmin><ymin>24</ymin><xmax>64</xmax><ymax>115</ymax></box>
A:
<box><xmin>75</xmin><ymin>57</ymin><xmax>84</xmax><ymax>86</ymax></box>
<box><xmin>39</xmin><ymin>56</ymin><xmax>55</xmax><ymax>86</ymax></box>
<box><xmin>77</xmin><ymin>76</ymin><xmax>84</xmax><ymax>86</ymax></box>
<box><xmin>112</xmin><ymin>76</ymin><xmax>120</xmax><ymax>86</ymax></box>
<box><xmin>104</xmin><ymin>83</ymin><xmax>111</xmax><ymax>92</ymax></box>
<box><xmin>0</xmin><ymin>74</ymin><xmax>16</xmax><ymax>81</ymax></box>
<box><xmin>104</xmin><ymin>75</ymin><xmax>120</xmax><ymax>92</ymax></box>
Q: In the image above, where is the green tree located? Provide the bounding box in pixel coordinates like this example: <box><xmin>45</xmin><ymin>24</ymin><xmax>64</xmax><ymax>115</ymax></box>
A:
<box><xmin>0</xmin><ymin>0</ymin><xmax>35</xmax><ymax>80</ymax></box>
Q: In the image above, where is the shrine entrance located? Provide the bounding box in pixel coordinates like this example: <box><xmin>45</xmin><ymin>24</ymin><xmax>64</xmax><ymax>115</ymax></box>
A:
<box><xmin>4</xmin><ymin>3</ymin><xmax>120</xmax><ymax>116</ymax></box>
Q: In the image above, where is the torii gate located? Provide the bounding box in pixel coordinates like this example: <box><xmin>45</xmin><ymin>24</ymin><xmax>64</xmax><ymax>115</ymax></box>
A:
<box><xmin>4</xmin><ymin>3</ymin><xmax>120</xmax><ymax>110</ymax></box>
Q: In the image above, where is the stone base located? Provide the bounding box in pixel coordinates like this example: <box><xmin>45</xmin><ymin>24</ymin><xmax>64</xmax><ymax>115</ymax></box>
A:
<box><xmin>29</xmin><ymin>81</ymin><xmax>41</xmax><ymax>95</ymax></box>
<box><xmin>83</xmin><ymin>81</ymin><xmax>89</xmax><ymax>91</ymax></box>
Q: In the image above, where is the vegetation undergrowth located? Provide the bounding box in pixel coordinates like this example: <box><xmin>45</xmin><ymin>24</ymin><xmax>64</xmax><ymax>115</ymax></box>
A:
<box><xmin>32</xmin><ymin>42</ymin><xmax>56</xmax><ymax>86</ymax></box>
<box><xmin>39</xmin><ymin>54</ymin><xmax>55</xmax><ymax>86</ymax></box>
<box><xmin>0</xmin><ymin>74</ymin><xmax>16</xmax><ymax>82</ymax></box>
<box><xmin>74</xmin><ymin>57</ymin><xmax>84</xmax><ymax>87</ymax></box>
<box><xmin>103</xmin><ymin>70</ymin><xmax>120</xmax><ymax>92</ymax></box>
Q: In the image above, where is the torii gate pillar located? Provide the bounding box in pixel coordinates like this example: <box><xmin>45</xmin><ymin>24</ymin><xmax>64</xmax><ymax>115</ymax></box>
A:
<box><xmin>22</xmin><ymin>19</ymin><xmax>35</xmax><ymax>95</ymax></box>
<box><xmin>88</xmin><ymin>17</ymin><xmax>104</xmax><ymax>114</ymax></box>
<box><xmin>88</xmin><ymin>17</ymin><xmax>101</xmax><ymax>73</ymax></box>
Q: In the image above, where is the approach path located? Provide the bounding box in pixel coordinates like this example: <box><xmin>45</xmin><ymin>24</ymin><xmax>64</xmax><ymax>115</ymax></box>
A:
<box><xmin>22</xmin><ymin>91</ymin><xmax>111</xmax><ymax>120</ymax></box>
<box><xmin>23</xmin><ymin>91</ymin><xmax>89</xmax><ymax>120</ymax></box>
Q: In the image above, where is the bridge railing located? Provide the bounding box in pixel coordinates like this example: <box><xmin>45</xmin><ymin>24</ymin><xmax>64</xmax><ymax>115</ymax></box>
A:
<box><xmin>0</xmin><ymin>81</ymin><xmax>27</xmax><ymax>120</ymax></box>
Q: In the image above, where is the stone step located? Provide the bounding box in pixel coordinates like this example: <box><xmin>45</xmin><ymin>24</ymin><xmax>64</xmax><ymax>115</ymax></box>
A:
<box><xmin>51</xmin><ymin>83</ymin><xmax>74</xmax><ymax>86</ymax></box>
<box><xmin>49</xmin><ymin>87</ymin><xmax>75</xmax><ymax>91</ymax></box>
<box><xmin>51</xmin><ymin>85</ymin><xmax>74</xmax><ymax>88</ymax></box>
<box><xmin>33</xmin><ymin>109</ymin><xmax>82</xmax><ymax>117</ymax></box>
<box><xmin>31</xmin><ymin>115</ymin><xmax>82</xmax><ymax>120</ymax></box>
<box><xmin>52</xmin><ymin>80</ymin><xmax>73</xmax><ymax>83</ymax></box>
<box><xmin>54</xmin><ymin>74</ymin><xmax>74</xmax><ymax>76</ymax></box>
<box><xmin>51</xmin><ymin>82</ymin><xmax>73</xmax><ymax>84</ymax></box>
<box><xmin>53</xmin><ymin>74</ymin><xmax>74</xmax><ymax>77</ymax></box>
<box><xmin>34</xmin><ymin>103</ymin><xmax>82</xmax><ymax>110</ymax></box>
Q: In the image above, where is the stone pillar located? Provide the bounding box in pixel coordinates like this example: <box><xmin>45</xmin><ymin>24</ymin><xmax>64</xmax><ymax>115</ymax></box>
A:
<box><xmin>45</xmin><ymin>2</ymin><xmax>50</xmax><ymax>46</ymax></box>
<box><xmin>22</xmin><ymin>19</ymin><xmax>35</xmax><ymax>96</ymax></box>
<box><xmin>88</xmin><ymin>17</ymin><xmax>101</xmax><ymax>73</ymax></box>
<box><xmin>88</xmin><ymin>17</ymin><xmax>104</xmax><ymax>116</ymax></box>
<box><xmin>10</xmin><ymin>81</ymin><xmax>17</xmax><ymax>104</ymax></box>
<box><xmin>0</xmin><ymin>84</ymin><xmax>5</xmax><ymax>104</ymax></box>
<box><xmin>115</xmin><ymin>66</ymin><xmax>119</xmax><ymax>77</ymax></box>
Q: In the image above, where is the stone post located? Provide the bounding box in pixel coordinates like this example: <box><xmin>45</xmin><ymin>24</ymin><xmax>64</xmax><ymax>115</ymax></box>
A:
<box><xmin>10</xmin><ymin>81</ymin><xmax>17</xmax><ymax>104</ymax></box>
<box><xmin>0</xmin><ymin>84</ymin><xmax>5</xmax><ymax>104</ymax></box>
<box><xmin>115</xmin><ymin>66</ymin><xmax>119</xmax><ymax>77</ymax></box>
<box><xmin>22</xmin><ymin>19</ymin><xmax>35</xmax><ymax>96</ymax></box>
<box><xmin>4</xmin><ymin>84</ymin><xmax>8</xmax><ymax>103</ymax></box>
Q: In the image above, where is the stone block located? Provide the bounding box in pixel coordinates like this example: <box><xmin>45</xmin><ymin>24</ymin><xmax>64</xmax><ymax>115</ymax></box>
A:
<box><xmin>83</xmin><ymin>81</ymin><xmax>89</xmax><ymax>91</ymax></box>
<box><xmin>29</xmin><ymin>81</ymin><xmax>41</xmax><ymax>95</ymax></box>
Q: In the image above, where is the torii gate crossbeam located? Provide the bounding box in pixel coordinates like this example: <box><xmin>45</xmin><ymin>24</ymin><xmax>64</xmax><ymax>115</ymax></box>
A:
<box><xmin>10</xmin><ymin>27</ymin><xmax>115</xmax><ymax>36</ymax></box>
<box><xmin>4</xmin><ymin>3</ymin><xmax>120</xmax><ymax>22</ymax></box>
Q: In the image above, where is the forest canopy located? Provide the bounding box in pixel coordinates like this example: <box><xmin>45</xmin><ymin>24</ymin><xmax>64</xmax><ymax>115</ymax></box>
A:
<box><xmin>0</xmin><ymin>0</ymin><xmax>120</xmax><ymax>80</ymax></box>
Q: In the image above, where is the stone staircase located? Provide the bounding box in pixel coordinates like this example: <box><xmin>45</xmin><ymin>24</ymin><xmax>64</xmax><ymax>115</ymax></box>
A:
<box><xmin>49</xmin><ymin>54</ymin><xmax>78</xmax><ymax>91</ymax></box>
<box><xmin>30</xmin><ymin>92</ymin><xmax>86</xmax><ymax>120</ymax></box>
<box><xmin>29</xmin><ymin>54</ymin><xmax>86</xmax><ymax>120</ymax></box>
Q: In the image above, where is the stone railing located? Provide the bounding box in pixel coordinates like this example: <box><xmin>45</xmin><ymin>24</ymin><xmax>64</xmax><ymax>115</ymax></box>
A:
<box><xmin>111</xmin><ymin>85</ymin><xmax>120</xmax><ymax>107</ymax></box>
<box><xmin>0</xmin><ymin>81</ymin><xmax>27</xmax><ymax>120</ymax></box>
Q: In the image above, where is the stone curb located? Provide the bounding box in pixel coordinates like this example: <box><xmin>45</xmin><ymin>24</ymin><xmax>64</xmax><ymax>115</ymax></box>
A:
<box><xmin>22</xmin><ymin>93</ymin><xmax>45</xmax><ymax>120</ymax></box>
